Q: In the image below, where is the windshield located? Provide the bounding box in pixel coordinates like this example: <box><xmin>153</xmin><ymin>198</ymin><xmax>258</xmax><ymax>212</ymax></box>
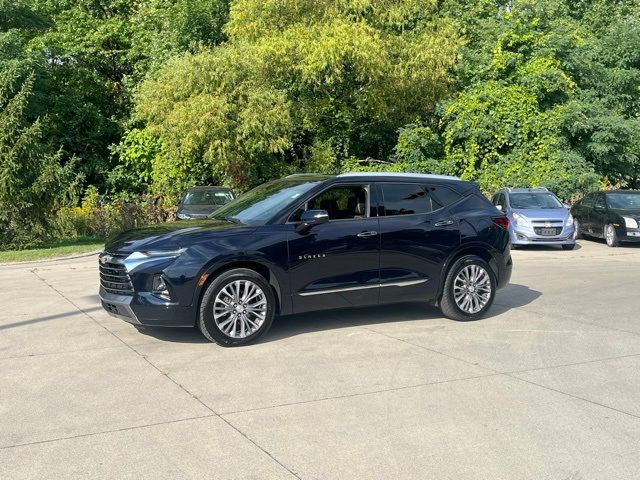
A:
<box><xmin>212</xmin><ymin>178</ymin><xmax>326</xmax><ymax>225</ymax></box>
<box><xmin>509</xmin><ymin>192</ymin><xmax>563</xmax><ymax>209</ymax></box>
<box><xmin>182</xmin><ymin>189</ymin><xmax>234</xmax><ymax>206</ymax></box>
<box><xmin>607</xmin><ymin>192</ymin><xmax>640</xmax><ymax>209</ymax></box>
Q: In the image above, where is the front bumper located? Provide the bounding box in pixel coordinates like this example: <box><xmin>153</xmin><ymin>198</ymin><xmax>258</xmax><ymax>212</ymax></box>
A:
<box><xmin>620</xmin><ymin>230</ymin><xmax>640</xmax><ymax>242</ymax></box>
<box><xmin>511</xmin><ymin>224</ymin><xmax>575</xmax><ymax>246</ymax></box>
<box><xmin>100</xmin><ymin>288</ymin><xmax>195</xmax><ymax>327</ymax></box>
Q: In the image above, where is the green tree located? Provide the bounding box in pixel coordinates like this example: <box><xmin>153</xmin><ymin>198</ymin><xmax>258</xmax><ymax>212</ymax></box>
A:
<box><xmin>0</xmin><ymin>67</ymin><xmax>77</xmax><ymax>248</ymax></box>
<box><xmin>127</xmin><ymin>0</ymin><xmax>462</xmax><ymax>194</ymax></box>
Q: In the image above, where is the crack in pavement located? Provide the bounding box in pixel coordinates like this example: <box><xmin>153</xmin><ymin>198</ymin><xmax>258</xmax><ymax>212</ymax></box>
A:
<box><xmin>27</xmin><ymin>269</ymin><xmax>302</xmax><ymax>480</ymax></box>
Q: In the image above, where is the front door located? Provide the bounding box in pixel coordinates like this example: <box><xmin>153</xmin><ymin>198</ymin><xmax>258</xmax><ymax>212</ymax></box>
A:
<box><xmin>287</xmin><ymin>183</ymin><xmax>381</xmax><ymax>313</ymax></box>
<box><xmin>590</xmin><ymin>193</ymin><xmax>607</xmax><ymax>237</ymax></box>
<box><xmin>376</xmin><ymin>182</ymin><xmax>461</xmax><ymax>304</ymax></box>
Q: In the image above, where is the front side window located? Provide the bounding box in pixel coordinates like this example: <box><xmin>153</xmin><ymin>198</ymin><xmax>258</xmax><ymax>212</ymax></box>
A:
<box><xmin>594</xmin><ymin>195</ymin><xmax>606</xmax><ymax>210</ymax></box>
<box><xmin>381</xmin><ymin>184</ymin><xmax>435</xmax><ymax>216</ymax></box>
<box><xmin>290</xmin><ymin>185</ymin><xmax>369</xmax><ymax>222</ymax></box>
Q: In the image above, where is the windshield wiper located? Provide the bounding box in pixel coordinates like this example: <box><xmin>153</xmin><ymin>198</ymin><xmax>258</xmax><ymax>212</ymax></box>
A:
<box><xmin>217</xmin><ymin>215</ymin><xmax>243</xmax><ymax>225</ymax></box>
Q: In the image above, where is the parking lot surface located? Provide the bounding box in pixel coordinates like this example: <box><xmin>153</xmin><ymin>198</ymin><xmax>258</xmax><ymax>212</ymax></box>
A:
<box><xmin>1</xmin><ymin>241</ymin><xmax>640</xmax><ymax>479</ymax></box>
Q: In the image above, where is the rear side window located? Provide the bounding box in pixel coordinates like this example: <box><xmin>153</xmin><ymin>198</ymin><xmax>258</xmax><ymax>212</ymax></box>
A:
<box><xmin>426</xmin><ymin>184</ymin><xmax>462</xmax><ymax>207</ymax></box>
<box><xmin>581</xmin><ymin>194</ymin><xmax>595</xmax><ymax>208</ymax></box>
<box><xmin>381</xmin><ymin>183</ymin><xmax>436</xmax><ymax>216</ymax></box>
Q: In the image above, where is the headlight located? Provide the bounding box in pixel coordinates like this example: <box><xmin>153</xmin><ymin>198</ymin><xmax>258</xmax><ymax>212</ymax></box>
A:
<box><xmin>565</xmin><ymin>214</ymin><xmax>574</xmax><ymax>226</ymax></box>
<box><xmin>128</xmin><ymin>249</ymin><xmax>186</xmax><ymax>260</ymax></box>
<box><xmin>512</xmin><ymin>213</ymin><xmax>531</xmax><ymax>228</ymax></box>
<box><xmin>177</xmin><ymin>212</ymin><xmax>190</xmax><ymax>219</ymax></box>
<box><xmin>623</xmin><ymin>216</ymin><xmax>639</xmax><ymax>229</ymax></box>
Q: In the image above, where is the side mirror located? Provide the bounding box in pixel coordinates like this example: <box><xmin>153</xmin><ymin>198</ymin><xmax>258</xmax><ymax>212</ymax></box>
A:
<box><xmin>296</xmin><ymin>209</ymin><xmax>329</xmax><ymax>233</ymax></box>
<box><xmin>595</xmin><ymin>204</ymin><xmax>605</xmax><ymax>212</ymax></box>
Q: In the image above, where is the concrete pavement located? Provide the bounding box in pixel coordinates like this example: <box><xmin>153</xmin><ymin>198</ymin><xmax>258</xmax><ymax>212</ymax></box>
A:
<box><xmin>1</xmin><ymin>240</ymin><xmax>639</xmax><ymax>479</ymax></box>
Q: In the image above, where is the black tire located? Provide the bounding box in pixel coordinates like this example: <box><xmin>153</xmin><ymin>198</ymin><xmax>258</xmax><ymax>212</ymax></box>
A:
<box><xmin>198</xmin><ymin>268</ymin><xmax>275</xmax><ymax>346</ymax></box>
<box><xmin>573</xmin><ymin>219</ymin><xmax>583</xmax><ymax>240</ymax></box>
<box><xmin>604</xmin><ymin>224</ymin><xmax>620</xmax><ymax>248</ymax></box>
<box><xmin>562</xmin><ymin>244</ymin><xmax>576</xmax><ymax>250</ymax></box>
<box><xmin>439</xmin><ymin>255</ymin><xmax>496</xmax><ymax>322</ymax></box>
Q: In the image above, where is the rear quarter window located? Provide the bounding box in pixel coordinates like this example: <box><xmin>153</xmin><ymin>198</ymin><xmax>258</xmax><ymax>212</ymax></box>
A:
<box><xmin>427</xmin><ymin>184</ymin><xmax>463</xmax><ymax>207</ymax></box>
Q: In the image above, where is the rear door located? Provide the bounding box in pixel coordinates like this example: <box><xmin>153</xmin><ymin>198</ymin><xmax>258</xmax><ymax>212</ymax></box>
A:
<box><xmin>377</xmin><ymin>182</ymin><xmax>461</xmax><ymax>304</ymax></box>
<box><xmin>287</xmin><ymin>183</ymin><xmax>381</xmax><ymax>313</ymax></box>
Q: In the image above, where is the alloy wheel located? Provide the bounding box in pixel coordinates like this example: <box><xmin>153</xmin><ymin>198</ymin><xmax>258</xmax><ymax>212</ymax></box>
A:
<box><xmin>213</xmin><ymin>280</ymin><xmax>267</xmax><ymax>338</ymax></box>
<box><xmin>453</xmin><ymin>265</ymin><xmax>492</xmax><ymax>314</ymax></box>
<box><xmin>605</xmin><ymin>225</ymin><xmax>615</xmax><ymax>247</ymax></box>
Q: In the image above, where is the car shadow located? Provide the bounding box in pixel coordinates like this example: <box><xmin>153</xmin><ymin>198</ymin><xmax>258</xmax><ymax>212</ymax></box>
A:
<box><xmin>125</xmin><ymin>283</ymin><xmax>541</xmax><ymax>345</ymax></box>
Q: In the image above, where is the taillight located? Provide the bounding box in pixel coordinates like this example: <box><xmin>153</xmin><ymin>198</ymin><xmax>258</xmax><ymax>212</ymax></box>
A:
<box><xmin>493</xmin><ymin>216</ymin><xmax>510</xmax><ymax>230</ymax></box>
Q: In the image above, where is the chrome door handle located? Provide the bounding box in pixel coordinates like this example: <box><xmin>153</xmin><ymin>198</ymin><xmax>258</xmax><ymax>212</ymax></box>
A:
<box><xmin>434</xmin><ymin>220</ymin><xmax>454</xmax><ymax>227</ymax></box>
<box><xmin>357</xmin><ymin>231</ymin><xmax>378</xmax><ymax>238</ymax></box>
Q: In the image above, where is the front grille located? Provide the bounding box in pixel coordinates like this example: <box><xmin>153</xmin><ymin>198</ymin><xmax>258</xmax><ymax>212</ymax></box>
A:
<box><xmin>99</xmin><ymin>255</ymin><xmax>134</xmax><ymax>295</ymax></box>
<box><xmin>533</xmin><ymin>227</ymin><xmax>562</xmax><ymax>236</ymax></box>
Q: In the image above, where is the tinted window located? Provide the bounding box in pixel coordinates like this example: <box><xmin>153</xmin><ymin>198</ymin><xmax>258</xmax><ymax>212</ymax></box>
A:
<box><xmin>594</xmin><ymin>195</ymin><xmax>606</xmax><ymax>210</ymax></box>
<box><xmin>606</xmin><ymin>192</ymin><xmax>640</xmax><ymax>209</ymax></box>
<box><xmin>428</xmin><ymin>185</ymin><xmax>462</xmax><ymax>207</ymax></box>
<box><xmin>290</xmin><ymin>185</ymin><xmax>368</xmax><ymax>221</ymax></box>
<box><xmin>381</xmin><ymin>184</ymin><xmax>433</xmax><ymax>216</ymax></box>
<box><xmin>581</xmin><ymin>194</ymin><xmax>595</xmax><ymax>208</ymax></box>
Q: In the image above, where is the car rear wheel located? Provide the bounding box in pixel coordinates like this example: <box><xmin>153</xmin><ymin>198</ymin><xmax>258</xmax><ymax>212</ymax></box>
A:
<box><xmin>605</xmin><ymin>224</ymin><xmax>620</xmax><ymax>248</ymax></box>
<box><xmin>440</xmin><ymin>255</ymin><xmax>496</xmax><ymax>321</ymax></box>
<box><xmin>198</xmin><ymin>268</ymin><xmax>275</xmax><ymax>346</ymax></box>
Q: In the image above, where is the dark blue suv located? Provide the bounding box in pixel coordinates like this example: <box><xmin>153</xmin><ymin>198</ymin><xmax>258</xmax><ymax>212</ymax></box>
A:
<box><xmin>99</xmin><ymin>173</ymin><xmax>512</xmax><ymax>346</ymax></box>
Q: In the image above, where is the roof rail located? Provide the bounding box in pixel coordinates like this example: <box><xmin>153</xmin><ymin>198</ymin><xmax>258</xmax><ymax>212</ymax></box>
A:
<box><xmin>337</xmin><ymin>172</ymin><xmax>460</xmax><ymax>180</ymax></box>
<box><xmin>507</xmin><ymin>187</ymin><xmax>549</xmax><ymax>192</ymax></box>
<box><xmin>285</xmin><ymin>173</ymin><xmax>324</xmax><ymax>178</ymax></box>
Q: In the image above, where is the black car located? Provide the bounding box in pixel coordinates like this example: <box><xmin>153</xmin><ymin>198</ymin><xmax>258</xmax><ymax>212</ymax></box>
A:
<box><xmin>99</xmin><ymin>173</ymin><xmax>512</xmax><ymax>346</ymax></box>
<box><xmin>571</xmin><ymin>190</ymin><xmax>640</xmax><ymax>247</ymax></box>
<box><xmin>176</xmin><ymin>186</ymin><xmax>235</xmax><ymax>219</ymax></box>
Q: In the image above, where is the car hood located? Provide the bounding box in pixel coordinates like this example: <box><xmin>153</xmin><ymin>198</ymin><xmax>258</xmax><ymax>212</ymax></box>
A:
<box><xmin>510</xmin><ymin>208</ymin><xmax>568</xmax><ymax>220</ymax></box>
<box><xmin>104</xmin><ymin>220</ymin><xmax>254</xmax><ymax>254</ymax></box>
<box><xmin>609</xmin><ymin>208</ymin><xmax>640</xmax><ymax>218</ymax></box>
<box><xmin>178</xmin><ymin>204</ymin><xmax>223</xmax><ymax>215</ymax></box>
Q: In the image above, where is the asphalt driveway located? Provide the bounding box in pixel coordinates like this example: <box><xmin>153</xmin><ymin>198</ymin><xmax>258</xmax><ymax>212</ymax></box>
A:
<box><xmin>1</xmin><ymin>241</ymin><xmax>640</xmax><ymax>479</ymax></box>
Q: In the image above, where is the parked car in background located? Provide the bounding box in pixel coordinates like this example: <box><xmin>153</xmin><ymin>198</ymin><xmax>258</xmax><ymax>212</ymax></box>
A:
<box><xmin>571</xmin><ymin>190</ymin><xmax>640</xmax><ymax>247</ymax></box>
<box><xmin>491</xmin><ymin>188</ymin><xmax>576</xmax><ymax>250</ymax></box>
<box><xmin>176</xmin><ymin>186</ymin><xmax>235</xmax><ymax>219</ymax></box>
<box><xmin>99</xmin><ymin>173</ymin><xmax>512</xmax><ymax>346</ymax></box>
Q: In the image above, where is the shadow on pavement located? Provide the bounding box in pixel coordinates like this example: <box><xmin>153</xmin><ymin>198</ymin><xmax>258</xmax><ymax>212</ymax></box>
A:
<box><xmin>105</xmin><ymin>284</ymin><xmax>541</xmax><ymax>345</ymax></box>
<box><xmin>0</xmin><ymin>306</ymin><xmax>103</xmax><ymax>330</ymax></box>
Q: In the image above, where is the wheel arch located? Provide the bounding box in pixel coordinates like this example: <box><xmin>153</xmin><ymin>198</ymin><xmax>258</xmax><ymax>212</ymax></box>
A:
<box><xmin>196</xmin><ymin>259</ymin><xmax>285</xmax><ymax>317</ymax></box>
<box><xmin>436</xmin><ymin>244</ymin><xmax>497</xmax><ymax>302</ymax></box>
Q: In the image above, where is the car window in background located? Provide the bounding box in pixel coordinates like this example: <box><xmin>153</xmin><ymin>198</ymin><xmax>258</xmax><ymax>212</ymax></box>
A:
<box><xmin>182</xmin><ymin>190</ymin><xmax>233</xmax><ymax>206</ymax></box>
<box><xmin>606</xmin><ymin>192</ymin><xmax>640</xmax><ymax>209</ymax></box>
<box><xmin>428</xmin><ymin>185</ymin><xmax>462</xmax><ymax>207</ymax></box>
<box><xmin>594</xmin><ymin>194</ymin><xmax>606</xmax><ymax>210</ymax></box>
<box><xmin>382</xmin><ymin>184</ymin><xmax>436</xmax><ymax>216</ymax></box>
<box><xmin>509</xmin><ymin>192</ymin><xmax>563</xmax><ymax>209</ymax></box>
<box><xmin>213</xmin><ymin>178</ymin><xmax>325</xmax><ymax>225</ymax></box>
<box><xmin>581</xmin><ymin>193</ymin><xmax>595</xmax><ymax>208</ymax></box>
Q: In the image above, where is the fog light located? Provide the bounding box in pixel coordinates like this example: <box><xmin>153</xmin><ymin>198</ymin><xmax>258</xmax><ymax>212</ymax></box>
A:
<box><xmin>152</xmin><ymin>275</ymin><xmax>171</xmax><ymax>301</ymax></box>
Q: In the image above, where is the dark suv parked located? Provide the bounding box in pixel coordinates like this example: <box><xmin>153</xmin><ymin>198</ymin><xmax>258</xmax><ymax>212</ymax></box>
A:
<box><xmin>99</xmin><ymin>173</ymin><xmax>512</xmax><ymax>346</ymax></box>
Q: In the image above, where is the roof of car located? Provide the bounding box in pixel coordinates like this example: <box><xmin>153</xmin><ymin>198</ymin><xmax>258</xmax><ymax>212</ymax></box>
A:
<box><xmin>501</xmin><ymin>187</ymin><xmax>549</xmax><ymax>193</ymax></box>
<box><xmin>336</xmin><ymin>172</ymin><xmax>460</xmax><ymax>181</ymax></box>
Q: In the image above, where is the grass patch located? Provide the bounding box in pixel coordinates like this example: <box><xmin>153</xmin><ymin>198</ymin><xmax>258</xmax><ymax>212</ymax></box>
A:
<box><xmin>0</xmin><ymin>237</ymin><xmax>105</xmax><ymax>263</ymax></box>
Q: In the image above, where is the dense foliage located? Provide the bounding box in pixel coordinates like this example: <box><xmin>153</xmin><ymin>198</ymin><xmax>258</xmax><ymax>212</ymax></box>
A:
<box><xmin>1</xmin><ymin>0</ymin><xmax>639</xmax><ymax>248</ymax></box>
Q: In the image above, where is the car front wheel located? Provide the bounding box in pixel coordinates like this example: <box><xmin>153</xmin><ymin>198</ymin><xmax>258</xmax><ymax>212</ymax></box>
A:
<box><xmin>439</xmin><ymin>255</ymin><xmax>496</xmax><ymax>321</ymax></box>
<box><xmin>605</xmin><ymin>224</ymin><xmax>620</xmax><ymax>247</ymax></box>
<box><xmin>198</xmin><ymin>268</ymin><xmax>275</xmax><ymax>346</ymax></box>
